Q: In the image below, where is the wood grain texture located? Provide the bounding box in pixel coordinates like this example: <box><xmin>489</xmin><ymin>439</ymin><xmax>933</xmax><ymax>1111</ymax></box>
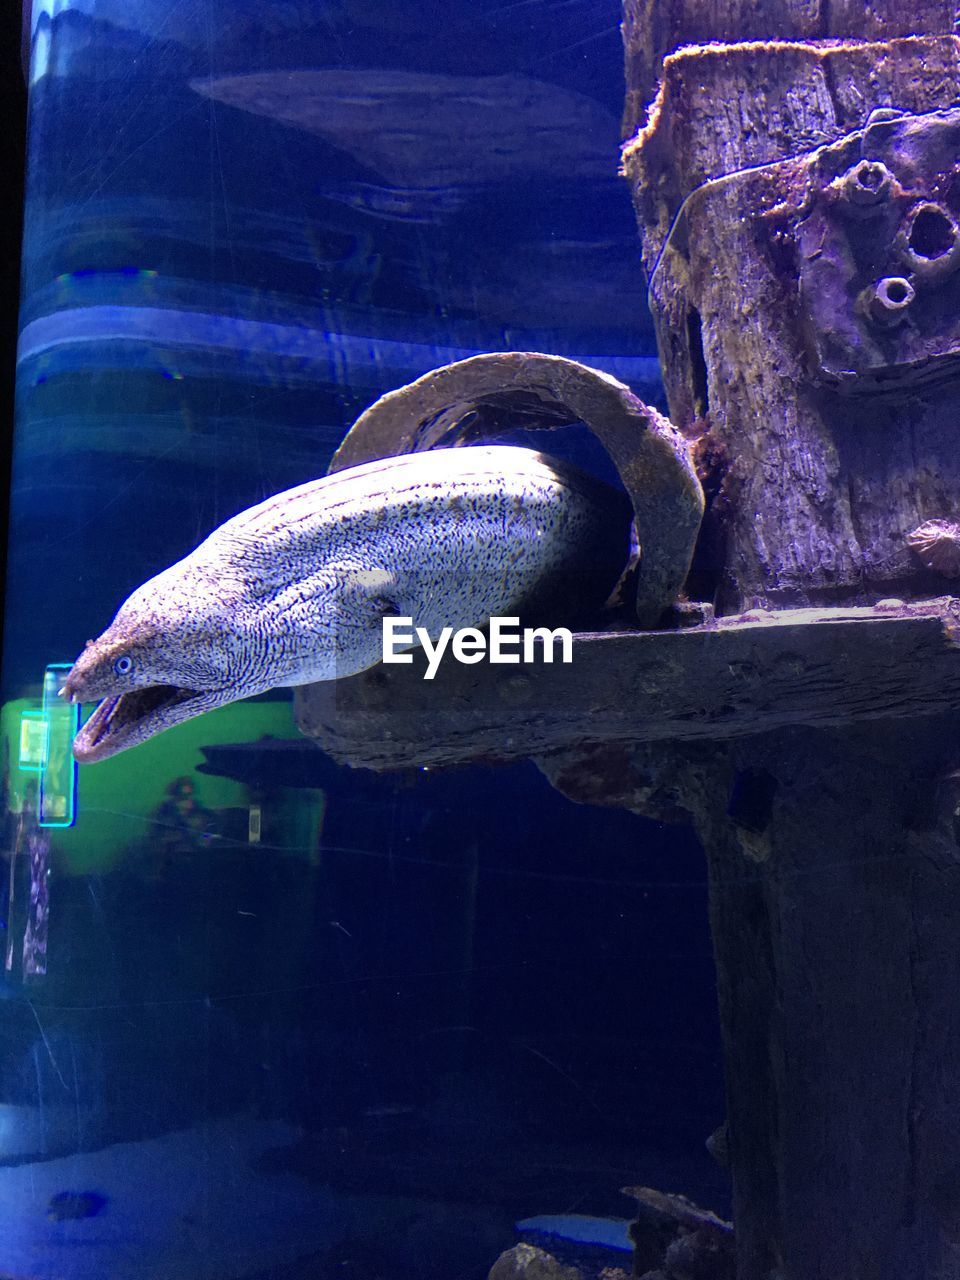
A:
<box><xmin>621</xmin><ymin>0</ymin><xmax>958</xmax><ymax>137</ymax></box>
<box><xmin>626</xmin><ymin>55</ymin><xmax>960</xmax><ymax>610</ymax></box>
<box><xmin>540</xmin><ymin>722</ymin><xmax>960</xmax><ymax>1279</ymax></box>
<box><xmin>294</xmin><ymin>599</ymin><xmax>960</xmax><ymax>770</ymax></box>
<box><xmin>623</xmin><ymin>36</ymin><xmax>960</xmax><ymax>280</ymax></box>
<box><xmin>697</xmin><ymin>718</ymin><xmax>960</xmax><ymax>1278</ymax></box>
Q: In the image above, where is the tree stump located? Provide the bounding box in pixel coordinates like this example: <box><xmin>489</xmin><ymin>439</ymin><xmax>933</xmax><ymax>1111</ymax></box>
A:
<box><xmin>617</xmin><ymin>5</ymin><xmax>960</xmax><ymax>1277</ymax></box>
<box><xmin>622</xmin><ymin>32</ymin><xmax>960</xmax><ymax>611</ymax></box>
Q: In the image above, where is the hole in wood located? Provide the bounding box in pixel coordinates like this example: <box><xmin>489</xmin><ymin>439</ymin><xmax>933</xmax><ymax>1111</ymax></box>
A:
<box><xmin>909</xmin><ymin>205</ymin><xmax>957</xmax><ymax>260</ymax></box>
<box><xmin>686</xmin><ymin>307</ymin><xmax>709</xmax><ymax>417</ymax></box>
<box><xmin>883</xmin><ymin>278</ymin><xmax>911</xmax><ymax>304</ymax></box>
<box><xmin>857</xmin><ymin>163</ymin><xmax>884</xmax><ymax>191</ymax></box>
<box><xmin>898</xmin><ymin>202</ymin><xmax>960</xmax><ymax>283</ymax></box>
<box><xmin>726</xmin><ymin>769</ymin><xmax>778</xmax><ymax>835</ymax></box>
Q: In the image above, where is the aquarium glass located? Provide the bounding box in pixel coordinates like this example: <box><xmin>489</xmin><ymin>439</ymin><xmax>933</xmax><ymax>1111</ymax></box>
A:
<box><xmin>0</xmin><ymin>3</ymin><xmax>724</xmax><ymax>1277</ymax></box>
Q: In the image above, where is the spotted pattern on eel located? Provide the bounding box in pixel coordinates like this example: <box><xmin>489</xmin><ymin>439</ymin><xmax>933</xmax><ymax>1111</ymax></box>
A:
<box><xmin>63</xmin><ymin>445</ymin><xmax>632</xmax><ymax>762</ymax></box>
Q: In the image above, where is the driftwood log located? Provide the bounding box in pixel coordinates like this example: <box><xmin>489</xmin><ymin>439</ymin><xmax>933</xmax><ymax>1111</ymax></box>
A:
<box><xmin>295</xmin><ymin>3</ymin><xmax>960</xmax><ymax>1277</ymax></box>
<box><xmin>620</xmin><ymin>2</ymin><xmax>959</xmax><ymax>142</ymax></box>
<box><xmin>627</xmin><ymin>6</ymin><xmax>960</xmax><ymax>1278</ymax></box>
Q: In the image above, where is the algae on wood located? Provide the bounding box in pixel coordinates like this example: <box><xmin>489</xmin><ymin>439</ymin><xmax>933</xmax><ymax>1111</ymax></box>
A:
<box><xmin>615</xmin><ymin>4</ymin><xmax>960</xmax><ymax>1277</ymax></box>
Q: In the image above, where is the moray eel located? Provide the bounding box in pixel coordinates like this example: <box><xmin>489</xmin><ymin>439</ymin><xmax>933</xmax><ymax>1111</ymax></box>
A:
<box><xmin>63</xmin><ymin>445</ymin><xmax>632</xmax><ymax>763</ymax></box>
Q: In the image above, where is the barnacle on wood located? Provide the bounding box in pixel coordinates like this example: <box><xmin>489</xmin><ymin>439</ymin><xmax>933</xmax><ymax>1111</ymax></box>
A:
<box><xmin>835</xmin><ymin>159</ymin><xmax>894</xmax><ymax>213</ymax></box>
<box><xmin>867</xmin><ymin>276</ymin><xmax>915</xmax><ymax>326</ymax></box>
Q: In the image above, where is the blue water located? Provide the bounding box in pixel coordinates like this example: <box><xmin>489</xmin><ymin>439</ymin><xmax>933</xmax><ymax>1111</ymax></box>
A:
<box><xmin>0</xmin><ymin>3</ymin><xmax>725</xmax><ymax>1277</ymax></box>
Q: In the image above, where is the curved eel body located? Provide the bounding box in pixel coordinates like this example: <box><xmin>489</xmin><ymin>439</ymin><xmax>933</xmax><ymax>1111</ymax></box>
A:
<box><xmin>63</xmin><ymin>445</ymin><xmax>632</xmax><ymax>762</ymax></box>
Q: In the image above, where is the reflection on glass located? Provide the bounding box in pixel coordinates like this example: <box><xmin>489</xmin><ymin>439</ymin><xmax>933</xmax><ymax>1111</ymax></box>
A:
<box><xmin>0</xmin><ymin>2</ymin><xmax>725</xmax><ymax>1277</ymax></box>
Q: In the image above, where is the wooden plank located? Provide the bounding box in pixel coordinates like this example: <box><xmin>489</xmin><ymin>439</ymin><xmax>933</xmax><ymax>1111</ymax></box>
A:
<box><xmin>294</xmin><ymin>598</ymin><xmax>960</xmax><ymax>770</ymax></box>
<box><xmin>696</xmin><ymin>716</ymin><xmax>960</xmax><ymax>1279</ymax></box>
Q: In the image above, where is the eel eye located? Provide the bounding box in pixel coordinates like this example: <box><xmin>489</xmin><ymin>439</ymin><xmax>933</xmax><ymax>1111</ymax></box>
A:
<box><xmin>114</xmin><ymin>655</ymin><xmax>133</xmax><ymax>676</ymax></box>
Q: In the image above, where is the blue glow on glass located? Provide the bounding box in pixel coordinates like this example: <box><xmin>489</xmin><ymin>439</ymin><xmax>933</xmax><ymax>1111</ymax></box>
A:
<box><xmin>39</xmin><ymin>663</ymin><xmax>78</xmax><ymax>829</ymax></box>
<box><xmin>17</xmin><ymin>306</ymin><xmax>662</xmax><ymax>388</ymax></box>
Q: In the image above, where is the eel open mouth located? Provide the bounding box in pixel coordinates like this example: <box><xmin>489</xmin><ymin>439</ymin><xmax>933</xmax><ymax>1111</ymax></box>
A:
<box><xmin>73</xmin><ymin>684</ymin><xmax>206</xmax><ymax>763</ymax></box>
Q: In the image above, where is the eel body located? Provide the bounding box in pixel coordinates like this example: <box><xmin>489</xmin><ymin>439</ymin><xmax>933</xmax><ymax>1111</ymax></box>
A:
<box><xmin>63</xmin><ymin>445</ymin><xmax>632</xmax><ymax>762</ymax></box>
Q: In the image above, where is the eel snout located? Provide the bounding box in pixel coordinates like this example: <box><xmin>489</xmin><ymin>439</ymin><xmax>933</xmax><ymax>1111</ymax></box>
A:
<box><xmin>59</xmin><ymin>634</ymin><xmax>130</xmax><ymax>705</ymax></box>
<box><xmin>59</xmin><ymin>669</ymin><xmax>87</xmax><ymax>704</ymax></box>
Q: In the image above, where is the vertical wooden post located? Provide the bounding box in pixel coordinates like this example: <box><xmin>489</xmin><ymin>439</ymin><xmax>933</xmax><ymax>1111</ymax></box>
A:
<box><xmin>617</xmin><ymin>5</ymin><xmax>960</xmax><ymax>1275</ymax></box>
<box><xmin>688</xmin><ymin>723</ymin><xmax>960</xmax><ymax>1277</ymax></box>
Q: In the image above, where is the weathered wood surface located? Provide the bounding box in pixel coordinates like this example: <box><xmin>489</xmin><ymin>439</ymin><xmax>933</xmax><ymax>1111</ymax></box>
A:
<box><xmin>644</xmin><ymin>106</ymin><xmax>960</xmax><ymax>611</ymax></box>
<box><xmin>623</xmin><ymin>31</ymin><xmax>960</xmax><ymax>612</ymax></box>
<box><xmin>622</xmin><ymin>36</ymin><xmax>960</xmax><ymax>273</ymax></box>
<box><xmin>613</xmin><ymin>5</ymin><xmax>960</xmax><ymax>1278</ymax></box>
<box><xmin>657</xmin><ymin>719</ymin><xmax>960</xmax><ymax>1279</ymax></box>
<box><xmin>294</xmin><ymin>598</ymin><xmax>960</xmax><ymax>770</ymax></box>
<box><xmin>621</xmin><ymin>2</ymin><xmax>958</xmax><ymax>139</ymax></box>
<box><xmin>543</xmin><ymin>716</ymin><xmax>960</xmax><ymax>1278</ymax></box>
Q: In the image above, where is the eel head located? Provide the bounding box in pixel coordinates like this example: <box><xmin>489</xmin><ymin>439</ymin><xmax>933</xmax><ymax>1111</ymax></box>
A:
<box><xmin>62</xmin><ymin>585</ymin><xmax>242</xmax><ymax>763</ymax></box>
